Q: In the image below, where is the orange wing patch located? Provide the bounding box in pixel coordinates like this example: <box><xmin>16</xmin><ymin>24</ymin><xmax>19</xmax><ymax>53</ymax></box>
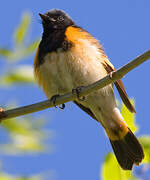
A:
<box><xmin>65</xmin><ymin>26</ymin><xmax>86</xmax><ymax>43</ymax></box>
<box><xmin>65</xmin><ymin>26</ymin><xmax>106</xmax><ymax>56</ymax></box>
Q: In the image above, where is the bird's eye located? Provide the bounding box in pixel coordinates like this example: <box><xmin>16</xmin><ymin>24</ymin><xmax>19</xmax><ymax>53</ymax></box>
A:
<box><xmin>57</xmin><ymin>16</ymin><xmax>64</xmax><ymax>21</ymax></box>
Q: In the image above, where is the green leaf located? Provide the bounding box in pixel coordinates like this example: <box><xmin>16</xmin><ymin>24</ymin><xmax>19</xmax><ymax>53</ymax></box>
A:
<box><xmin>139</xmin><ymin>136</ymin><xmax>150</xmax><ymax>163</ymax></box>
<box><xmin>0</xmin><ymin>173</ymin><xmax>47</xmax><ymax>180</ymax></box>
<box><xmin>0</xmin><ymin>174</ymin><xmax>15</xmax><ymax>180</ymax></box>
<box><xmin>0</xmin><ymin>48</ymin><xmax>26</xmax><ymax>61</ymax></box>
<box><xmin>0</xmin><ymin>40</ymin><xmax>40</xmax><ymax>62</ymax></box>
<box><xmin>14</xmin><ymin>13</ymin><xmax>31</xmax><ymax>45</ymax></box>
<box><xmin>24</xmin><ymin>40</ymin><xmax>40</xmax><ymax>55</ymax></box>
<box><xmin>121</xmin><ymin>99</ymin><xmax>138</xmax><ymax>133</ymax></box>
<box><xmin>0</xmin><ymin>13</ymin><xmax>39</xmax><ymax>62</ymax></box>
<box><xmin>0</xmin><ymin>48</ymin><xmax>12</xmax><ymax>58</ymax></box>
<box><xmin>101</xmin><ymin>153</ymin><xmax>138</xmax><ymax>180</ymax></box>
<box><xmin>1</xmin><ymin>115</ymin><xmax>52</xmax><ymax>154</ymax></box>
<box><xmin>0</xmin><ymin>65</ymin><xmax>34</xmax><ymax>85</ymax></box>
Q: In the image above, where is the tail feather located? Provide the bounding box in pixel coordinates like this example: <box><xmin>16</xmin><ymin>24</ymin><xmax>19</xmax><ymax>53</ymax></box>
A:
<box><xmin>109</xmin><ymin>128</ymin><xmax>144</xmax><ymax>170</ymax></box>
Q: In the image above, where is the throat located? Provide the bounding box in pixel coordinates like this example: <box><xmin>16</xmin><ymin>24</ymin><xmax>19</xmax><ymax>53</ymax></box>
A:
<box><xmin>38</xmin><ymin>28</ymin><xmax>72</xmax><ymax>65</ymax></box>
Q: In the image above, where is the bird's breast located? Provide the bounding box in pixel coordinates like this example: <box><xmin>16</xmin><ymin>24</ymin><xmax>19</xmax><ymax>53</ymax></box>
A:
<box><xmin>34</xmin><ymin>37</ymin><xmax>108</xmax><ymax>99</ymax></box>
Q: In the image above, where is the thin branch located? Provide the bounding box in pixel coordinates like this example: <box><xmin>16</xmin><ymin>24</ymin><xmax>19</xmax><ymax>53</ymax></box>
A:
<box><xmin>0</xmin><ymin>50</ymin><xmax>150</xmax><ymax>121</ymax></box>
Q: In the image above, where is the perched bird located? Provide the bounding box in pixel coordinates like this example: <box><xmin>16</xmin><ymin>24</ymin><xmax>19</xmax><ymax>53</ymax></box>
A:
<box><xmin>34</xmin><ymin>9</ymin><xmax>144</xmax><ymax>170</ymax></box>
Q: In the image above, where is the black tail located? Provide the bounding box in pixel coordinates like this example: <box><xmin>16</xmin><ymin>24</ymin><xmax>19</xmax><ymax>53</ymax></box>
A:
<box><xmin>109</xmin><ymin>128</ymin><xmax>144</xmax><ymax>170</ymax></box>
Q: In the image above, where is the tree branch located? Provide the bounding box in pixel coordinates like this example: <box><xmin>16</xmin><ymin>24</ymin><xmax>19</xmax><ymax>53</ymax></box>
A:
<box><xmin>0</xmin><ymin>50</ymin><xmax>150</xmax><ymax>121</ymax></box>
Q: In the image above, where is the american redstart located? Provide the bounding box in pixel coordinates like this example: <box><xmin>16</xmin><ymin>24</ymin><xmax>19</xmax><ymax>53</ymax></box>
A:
<box><xmin>34</xmin><ymin>9</ymin><xmax>144</xmax><ymax>170</ymax></box>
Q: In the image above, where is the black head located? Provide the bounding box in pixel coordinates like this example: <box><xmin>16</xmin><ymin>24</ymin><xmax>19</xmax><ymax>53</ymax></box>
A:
<box><xmin>39</xmin><ymin>9</ymin><xmax>75</xmax><ymax>31</ymax></box>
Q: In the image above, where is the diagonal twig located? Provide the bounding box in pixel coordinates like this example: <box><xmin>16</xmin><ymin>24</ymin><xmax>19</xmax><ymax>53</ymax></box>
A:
<box><xmin>0</xmin><ymin>50</ymin><xmax>150</xmax><ymax>121</ymax></box>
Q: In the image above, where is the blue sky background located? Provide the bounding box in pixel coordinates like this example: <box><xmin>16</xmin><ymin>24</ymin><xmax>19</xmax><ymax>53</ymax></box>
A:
<box><xmin>0</xmin><ymin>0</ymin><xmax>150</xmax><ymax>179</ymax></box>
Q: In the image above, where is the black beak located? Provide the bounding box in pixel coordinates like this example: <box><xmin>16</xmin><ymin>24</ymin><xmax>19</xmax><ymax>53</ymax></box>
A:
<box><xmin>39</xmin><ymin>13</ymin><xmax>49</xmax><ymax>21</ymax></box>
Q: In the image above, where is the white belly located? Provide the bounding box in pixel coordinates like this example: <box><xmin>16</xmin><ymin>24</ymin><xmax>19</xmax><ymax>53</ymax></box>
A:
<box><xmin>38</xmin><ymin>43</ymin><xmax>108</xmax><ymax>99</ymax></box>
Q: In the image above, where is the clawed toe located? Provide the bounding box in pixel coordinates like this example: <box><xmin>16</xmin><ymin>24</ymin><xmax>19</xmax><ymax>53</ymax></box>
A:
<box><xmin>72</xmin><ymin>86</ymin><xmax>85</xmax><ymax>101</ymax></box>
<box><xmin>50</xmin><ymin>95</ymin><xmax>65</xmax><ymax>110</ymax></box>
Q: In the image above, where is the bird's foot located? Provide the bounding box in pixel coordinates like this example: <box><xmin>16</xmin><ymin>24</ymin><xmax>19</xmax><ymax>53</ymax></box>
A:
<box><xmin>72</xmin><ymin>86</ymin><xmax>85</xmax><ymax>101</ymax></box>
<box><xmin>50</xmin><ymin>95</ymin><xmax>65</xmax><ymax>110</ymax></box>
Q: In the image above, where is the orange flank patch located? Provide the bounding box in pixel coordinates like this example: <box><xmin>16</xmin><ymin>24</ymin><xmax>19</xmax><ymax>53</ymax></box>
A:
<box><xmin>34</xmin><ymin>47</ymin><xmax>39</xmax><ymax>68</ymax></box>
<box><xmin>33</xmin><ymin>47</ymin><xmax>42</xmax><ymax>87</ymax></box>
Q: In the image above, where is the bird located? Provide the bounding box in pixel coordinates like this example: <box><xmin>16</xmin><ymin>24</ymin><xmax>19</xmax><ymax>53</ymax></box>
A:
<box><xmin>34</xmin><ymin>9</ymin><xmax>144</xmax><ymax>170</ymax></box>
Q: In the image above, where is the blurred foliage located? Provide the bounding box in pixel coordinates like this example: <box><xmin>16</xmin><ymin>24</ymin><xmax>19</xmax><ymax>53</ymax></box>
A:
<box><xmin>0</xmin><ymin>12</ymin><xmax>52</xmax><ymax>179</ymax></box>
<box><xmin>139</xmin><ymin>136</ymin><xmax>150</xmax><ymax>164</ymax></box>
<box><xmin>0</xmin><ymin>12</ymin><xmax>39</xmax><ymax>87</ymax></box>
<box><xmin>0</xmin><ymin>172</ymin><xmax>45</xmax><ymax>180</ymax></box>
<box><xmin>101</xmin><ymin>102</ymin><xmax>150</xmax><ymax>180</ymax></box>
<box><xmin>102</xmin><ymin>153</ymin><xmax>138</xmax><ymax>180</ymax></box>
<box><xmin>0</xmin><ymin>65</ymin><xmax>34</xmax><ymax>85</ymax></box>
<box><xmin>121</xmin><ymin>99</ymin><xmax>138</xmax><ymax>133</ymax></box>
<box><xmin>14</xmin><ymin>13</ymin><xmax>31</xmax><ymax>46</ymax></box>
<box><xmin>0</xmin><ymin>116</ymin><xmax>52</xmax><ymax>154</ymax></box>
<box><xmin>0</xmin><ymin>12</ymin><xmax>40</xmax><ymax>62</ymax></box>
